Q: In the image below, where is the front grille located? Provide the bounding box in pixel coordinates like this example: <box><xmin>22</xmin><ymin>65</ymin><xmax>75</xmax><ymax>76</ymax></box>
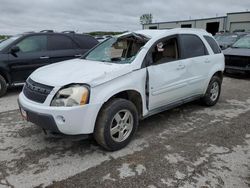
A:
<box><xmin>225</xmin><ymin>55</ymin><xmax>250</xmax><ymax>68</ymax></box>
<box><xmin>23</xmin><ymin>78</ymin><xmax>54</xmax><ymax>103</ymax></box>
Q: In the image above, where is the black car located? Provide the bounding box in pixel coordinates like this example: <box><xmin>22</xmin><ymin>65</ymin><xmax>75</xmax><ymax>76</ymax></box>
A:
<box><xmin>0</xmin><ymin>30</ymin><xmax>98</xmax><ymax>96</ymax></box>
<box><xmin>214</xmin><ymin>33</ymin><xmax>246</xmax><ymax>50</ymax></box>
<box><xmin>224</xmin><ymin>34</ymin><xmax>250</xmax><ymax>74</ymax></box>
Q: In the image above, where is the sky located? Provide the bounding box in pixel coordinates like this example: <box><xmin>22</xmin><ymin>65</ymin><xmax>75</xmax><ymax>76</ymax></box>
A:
<box><xmin>0</xmin><ymin>0</ymin><xmax>249</xmax><ymax>35</ymax></box>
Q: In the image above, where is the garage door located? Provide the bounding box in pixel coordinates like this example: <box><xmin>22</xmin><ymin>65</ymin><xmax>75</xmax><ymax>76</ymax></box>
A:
<box><xmin>230</xmin><ymin>22</ymin><xmax>250</xmax><ymax>32</ymax></box>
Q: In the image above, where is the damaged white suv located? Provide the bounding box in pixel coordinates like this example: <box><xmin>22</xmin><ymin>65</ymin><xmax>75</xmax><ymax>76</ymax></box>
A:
<box><xmin>18</xmin><ymin>29</ymin><xmax>224</xmax><ymax>151</ymax></box>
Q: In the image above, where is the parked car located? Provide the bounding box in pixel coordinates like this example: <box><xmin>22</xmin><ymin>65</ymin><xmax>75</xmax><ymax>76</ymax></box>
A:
<box><xmin>18</xmin><ymin>29</ymin><xmax>224</xmax><ymax>151</ymax></box>
<box><xmin>214</xmin><ymin>33</ymin><xmax>246</xmax><ymax>50</ymax></box>
<box><xmin>224</xmin><ymin>34</ymin><xmax>250</xmax><ymax>74</ymax></box>
<box><xmin>0</xmin><ymin>30</ymin><xmax>98</xmax><ymax>97</ymax></box>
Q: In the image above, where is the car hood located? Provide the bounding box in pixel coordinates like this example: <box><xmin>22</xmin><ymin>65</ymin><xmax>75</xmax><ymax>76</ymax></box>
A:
<box><xmin>223</xmin><ymin>47</ymin><xmax>250</xmax><ymax>57</ymax></box>
<box><xmin>30</xmin><ymin>59</ymin><xmax>132</xmax><ymax>87</ymax></box>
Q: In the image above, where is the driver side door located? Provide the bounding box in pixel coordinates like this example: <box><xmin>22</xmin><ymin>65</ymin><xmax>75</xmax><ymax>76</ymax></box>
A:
<box><xmin>147</xmin><ymin>35</ymin><xmax>189</xmax><ymax>110</ymax></box>
<box><xmin>8</xmin><ymin>35</ymin><xmax>50</xmax><ymax>83</ymax></box>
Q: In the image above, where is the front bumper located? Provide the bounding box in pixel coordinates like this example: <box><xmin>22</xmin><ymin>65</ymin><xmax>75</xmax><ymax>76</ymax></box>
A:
<box><xmin>18</xmin><ymin>92</ymin><xmax>102</xmax><ymax>135</ymax></box>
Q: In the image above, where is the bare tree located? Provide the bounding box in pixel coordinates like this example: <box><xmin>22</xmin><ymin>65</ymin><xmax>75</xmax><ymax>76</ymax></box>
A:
<box><xmin>140</xmin><ymin>13</ymin><xmax>153</xmax><ymax>25</ymax></box>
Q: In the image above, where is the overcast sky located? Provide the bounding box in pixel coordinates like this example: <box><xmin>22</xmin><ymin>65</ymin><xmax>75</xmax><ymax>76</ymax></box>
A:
<box><xmin>0</xmin><ymin>0</ymin><xmax>249</xmax><ymax>35</ymax></box>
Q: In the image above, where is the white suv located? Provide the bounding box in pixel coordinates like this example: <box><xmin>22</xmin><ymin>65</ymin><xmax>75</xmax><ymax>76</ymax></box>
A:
<box><xmin>18</xmin><ymin>29</ymin><xmax>224</xmax><ymax>151</ymax></box>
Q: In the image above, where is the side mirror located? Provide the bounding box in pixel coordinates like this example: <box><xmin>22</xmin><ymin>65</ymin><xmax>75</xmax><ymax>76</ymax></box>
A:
<box><xmin>10</xmin><ymin>46</ymin><xmax>20</xmax><ymax>55</ymax></box>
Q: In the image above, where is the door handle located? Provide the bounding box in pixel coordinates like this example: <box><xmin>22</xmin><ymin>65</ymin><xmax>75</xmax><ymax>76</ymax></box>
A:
<box><xmin>75</xmin><ymin>54</ymin><xmax>82</xmax><ymax>57</ymax></box>
<box><xmin>40</xmin><ymin>56</ymin><xmax>50</xmax><ymax>59</ymax></box>
<box><xmin>177</xmin><ymin>64</ymin><xmax>185</xmax><ymax>70</ymax></box>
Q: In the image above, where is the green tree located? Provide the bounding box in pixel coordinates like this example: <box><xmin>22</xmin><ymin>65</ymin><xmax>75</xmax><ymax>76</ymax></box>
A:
<box><xmin>140</xmin><ymin>13</ymin><xmax>153</xmax><ymax>25</ymax></box>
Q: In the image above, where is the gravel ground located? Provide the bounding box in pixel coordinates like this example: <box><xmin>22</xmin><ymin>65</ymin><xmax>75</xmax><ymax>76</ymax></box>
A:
<box><xmin>0</xmin><ymin>76</ymin><xmax>249</xmax><ymax>188</ymax></box>
<box><xmin>0</xmin><ymin>86</ymin><xmax>22</xmax><ymax>113</ymax></box>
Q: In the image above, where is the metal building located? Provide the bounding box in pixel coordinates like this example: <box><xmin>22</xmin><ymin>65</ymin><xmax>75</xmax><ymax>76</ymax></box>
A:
<box><xmin>143</xmin><ymin>11</ymin><xmax>250</xmax><ymax>35</ymax></box>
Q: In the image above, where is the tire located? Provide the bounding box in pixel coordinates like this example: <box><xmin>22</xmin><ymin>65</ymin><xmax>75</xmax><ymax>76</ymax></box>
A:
<box><xmin>201</xmin><ymin>76</ymin><xmax>222</xmax><ymax>106</ymax></box>
<box><xmin>94</xmin><ymin>98</ymin><xmax>138</xmax><ymax>151</ymax></box>
<box><xmin>0</xmin><ymin>75</ymin><xmax>7</xmax><ymax>97</ymax></box>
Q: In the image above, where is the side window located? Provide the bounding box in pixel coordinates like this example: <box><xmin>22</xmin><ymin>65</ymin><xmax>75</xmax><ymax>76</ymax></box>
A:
<box><xmin>152</xmin><ymin>37</ymin><xmax>179</xmax><ymax>65</ymax></box>
<box><xmin>179</xmin><ymin>34</ymin><xmax>208</xmax><ymax>59</ymax></box>
<box><xmin>204</xmin><ymin>36</ymin><xmax>221</xmax><ymax>54</ymax></box>
<box><xmin>48</xmin><ymin>35</ymin><xmax>77</xmax><ymax>50</ymax></box>
<box><xmin>74</xmin><ymin>35</ymin><xmax>98</xmax><ymax>49</ymax></box>
<box><xmin>16</xmin><ymin>35</ymin><xmax>47</xmax><ymax>53</ymax></box>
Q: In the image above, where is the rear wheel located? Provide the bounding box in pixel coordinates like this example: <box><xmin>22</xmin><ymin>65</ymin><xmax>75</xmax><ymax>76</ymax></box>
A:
<box><xmin>0</xmin><ymin>75</ymin><xmax>7</xmax><ymax>97</ymax></box>
<box><xmin>94</xmin><ymin>98</ymin><xmax>138</xmax><ymax>151</ymax></box>
<box><xmin>201</xmin><ymin>76</ymin><xmax>222</xmax><ymax>106</ymax></box>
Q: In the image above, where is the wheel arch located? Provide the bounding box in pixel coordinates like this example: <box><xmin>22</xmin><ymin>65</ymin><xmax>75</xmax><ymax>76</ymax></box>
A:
<box><xmin>212</xmin><ymin>71</ymin><xmax>223</xmax><ymax>81</ymax></box>
<box><xmin>0</xmin><ymin>68</ymin><xmax>11</xmax><ymax>84</ymax></box>
<box><xmin>97</xmin><ymin>89</ymin><xmax>144</xmax><ymax>120</ymax></box>
<box><xmin>203</xmin><ymin>69</ymin><xmax>224</xmax><ymax>94</ymax></box>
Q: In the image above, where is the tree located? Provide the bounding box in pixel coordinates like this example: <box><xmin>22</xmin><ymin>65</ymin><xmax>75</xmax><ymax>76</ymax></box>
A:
<box><xmin>140</xmin><ymin>13</ymin><xmax>153</xmax><ymax>25</ymax></box>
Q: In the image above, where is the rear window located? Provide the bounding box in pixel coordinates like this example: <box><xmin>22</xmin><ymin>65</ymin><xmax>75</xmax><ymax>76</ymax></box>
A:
<box><xmin>48</xmin><ymin>35</ymin><xmax>77</xmax><ymax>50</ymax></box>
<box><xmin>74</xmin><ymin>35</ymin><xmax>98</xmax><ymax>49</ymax></box>
<box><xmin>204</xmin><ymin>36</ymin><xmax>221</xmax><ymax>54</ymax></box>
<box><xmin>179</xmin><ymin>34</ymin><xmax>208</xmax><ymax>59</ymax></box>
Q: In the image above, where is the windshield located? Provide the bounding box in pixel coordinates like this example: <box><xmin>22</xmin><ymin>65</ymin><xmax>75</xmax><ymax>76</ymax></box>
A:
<box><xmin>84</xmin><ymin>34</ymin><xmax>148</xmax><ymax>64</ymax></box>
<box><xmin>216</xmin><ymin>35</ymin><xmax>238</xmax><ymax>44</ymax></box>
<box><xmin>232</xmin><ymin>36</ymin><xmax>250</xmax><ymax>49</ymax></box>
<box><xmin>0</xmin><ymin>35</ymin><xmax>20</xmax><ymax>51</ymax></box>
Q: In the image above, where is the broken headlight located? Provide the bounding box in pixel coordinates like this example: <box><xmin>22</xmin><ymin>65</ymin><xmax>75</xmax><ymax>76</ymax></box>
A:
<box><xmin>51</xmin><ymin>85</ymin><xmax>89</xmax><ymax>107</ymax></box>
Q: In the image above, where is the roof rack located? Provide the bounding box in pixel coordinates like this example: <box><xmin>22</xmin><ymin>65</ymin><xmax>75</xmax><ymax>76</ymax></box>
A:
<box><xmin>23</xmin><ymin>31</ymin><xmax>36</xmax><ymax>34</ymax></box>
<box><xmin>62</xmin><ymin>31</ymin><xmax>75</xmax><ymax>34</ymax></box>
<box><xmin>40</xmin><ymin>30</ymin><xmax>54</xmax><ymax>33</ymax></box>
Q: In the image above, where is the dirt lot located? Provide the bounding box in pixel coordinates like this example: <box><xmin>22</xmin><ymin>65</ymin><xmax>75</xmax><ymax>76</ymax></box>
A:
<box><xmin>0</xmin><ymin>76</ymin><xmax>250</xmax><ymax>188</ymax></box>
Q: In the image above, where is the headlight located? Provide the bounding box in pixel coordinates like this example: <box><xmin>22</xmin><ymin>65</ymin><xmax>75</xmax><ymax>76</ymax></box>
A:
<box><xmin>51</xmin><ymin>85</ymin><xmax>90</xmax><ymax>107</ymax></box>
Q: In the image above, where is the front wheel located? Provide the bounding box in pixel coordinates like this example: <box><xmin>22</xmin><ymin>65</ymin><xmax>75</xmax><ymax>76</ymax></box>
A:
<box><xmin>201</xmin><ymin>76</ymin><xmax>222</xmax><ymax>106</ymax></box>
<box><xmin>0</xmin><ymin>75</ymin><xmax>7</xmax><ymax>97</ymax></box>
<box><xmin>94</xmin><ymin>98</ymin><xmax>138</xmax><ymax>151</ymax></box>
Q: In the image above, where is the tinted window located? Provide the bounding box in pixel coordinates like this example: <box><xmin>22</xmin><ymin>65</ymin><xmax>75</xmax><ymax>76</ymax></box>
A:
<box><xmin>16</xmin><ymin>35</ymin><xmax>47</xmax><ymax>53</ymax></box>
<box><xmin>180</xmin><ymin>34</ymin><xmax>208</xmax><ymax>59</ymax></box>
<box><xmin>152</xmin><ymin>37</ymin><xmax>179</xmax><ymax>65</ymax></box>
<box><xmin>0</xmin><ymin>35</ymin><xmax>20</xmax><ymax>51</ymax></box>
<box><xmin>48</xmin><ymin>35</ymin><xmax>77</xmax><ymax>50</ymax></box>
<box><xmin>204</xmin><ymin>36</ymin><xmax>221</xmax><ymax>54</ymax></box>
<box><xmin>74</xmin><ymin>35</ymin><xmax>98</xmax><ymax>49</ymax></box>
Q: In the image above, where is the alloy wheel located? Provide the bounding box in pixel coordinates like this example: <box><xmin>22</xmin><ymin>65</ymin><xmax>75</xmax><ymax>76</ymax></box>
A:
<box><xmin>110</xmin><ymin>110</ymin><xmax>133</xmax><ymax>142</ymax></box>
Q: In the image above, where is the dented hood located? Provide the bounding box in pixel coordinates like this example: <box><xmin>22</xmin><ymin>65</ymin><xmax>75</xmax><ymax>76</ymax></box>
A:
<box><xmin>30</xmin><ymin>59</ymin><xmax>132</xmax><ymax>87</ymax></box>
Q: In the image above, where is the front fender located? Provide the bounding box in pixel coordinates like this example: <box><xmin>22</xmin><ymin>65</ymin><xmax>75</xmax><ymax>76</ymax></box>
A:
<box><xmin>90</xmin><ymin>68</ymin><xmax>148</xmax><ymax>116</ymax></box>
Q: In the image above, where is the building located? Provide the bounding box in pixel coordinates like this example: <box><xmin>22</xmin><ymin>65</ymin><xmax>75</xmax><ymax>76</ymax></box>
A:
<box><xmin>143</xmin><ymin>11</ymin><xmax>250</xmax><ymax>35</ymax></box>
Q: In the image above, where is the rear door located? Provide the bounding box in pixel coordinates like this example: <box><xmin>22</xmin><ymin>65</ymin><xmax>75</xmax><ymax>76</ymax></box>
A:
<box><xmin>178</xmin><ymin>34</ymin><xmax>210</xmax><ymax>96</ymax></box>
<box><xmin>8</xmin><ymin>35</ymin><xmax>49</xmax><ymax>83</ymax></box>
<box><xmin>47</xmin><ymin>34</ymin><xmax>79</xmax><ymax>63</ymax></box>
<box><xmin>147</xmin><ymin>35</ymin><xmax>190</xmax><ymax>110</ymax></box>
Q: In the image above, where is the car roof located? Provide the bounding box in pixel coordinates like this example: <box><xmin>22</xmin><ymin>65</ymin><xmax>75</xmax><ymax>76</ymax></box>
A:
<box><xmin>119</xmin><ymin>28</ymin><xmax>210</xmax><ymax>40</ymax></box>
<box><xmin>20</xmin><ymin>32</ymin><xmax>93</xmax><ymax>38</ymax></box>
